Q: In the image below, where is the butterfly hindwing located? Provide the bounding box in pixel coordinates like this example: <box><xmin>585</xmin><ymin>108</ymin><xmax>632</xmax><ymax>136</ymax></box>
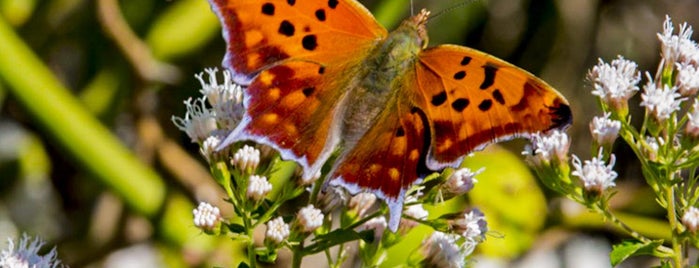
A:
<box><xmin>330</xmin><ymin>90</ymin><xmax>429</xmax><ymax>229</ymax></box>
<box><xmin>415</xmin><ymin>45</ymin><xmax>572</xmax><ymax>169</ymax></box>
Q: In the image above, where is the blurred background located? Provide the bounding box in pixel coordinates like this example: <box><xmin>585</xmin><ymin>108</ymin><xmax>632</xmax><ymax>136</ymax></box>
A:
<box><xmin>0</xmin><ymin>0</ymin><xmax>697</xmax><ymax>267</ymax></box>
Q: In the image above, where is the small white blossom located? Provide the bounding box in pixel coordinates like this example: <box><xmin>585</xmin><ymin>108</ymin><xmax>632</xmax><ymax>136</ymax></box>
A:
<box><xmin>452</xmin><ymin>208</ymin><xmax>488</xmax><ymax>241</ymax></box>
<box><xmin>196</xmin><ymin>68</ymin><xmax>245</xmax><ymax>131</ymax></box>
<box><xmin>571</xmin><ymin>150</ymin><xmax>618</xmax><ymax>194</ymax></box>
<box><xmin>265</xmin><ymin>217</ymin><xmax>290</xmax><ymax>244</ymax></box>
<box><xmin>676</xmin><ymin>63</ymin><xmax>699</xmax><ymax>96</ymax></box>
<box><xmin>640</xmin><ymin>76</ymin><xmax>684</xmax><ymax>122</ymax></box>
<box><xmin>658</xmin><ymin>15</ymin><xmax>699</xmax><ymax>66</ymax></box>
<box><xmin>403</xmin><ymin>196</ymin><xmax>428</xmax><ymax>221</ymax></box>
<box><xmin>296</xmin><ymin>205</ymin><xmax>324</xmax><ymax>232</ymax></box>
<box><xmin>356</xmin><ymin>216</ymin><xmax>388</xmax><ymax>241</ymax></box>
<box><xmin>643</xmin><ymin>136</ymin><xmax>663</xmax><ymax>162</ymax></box>
<box><xmin>200</xmin><ymin>135</ymin><xmax>222</xmax><ymax>162</ymax></box>
<box><xmin>523</xmin><ymin>130</ymin><xmax>570</xmax><ymax>167</ymax></box>
<box><xmin>682</xmin><ymin>207</ymin><xmax>699</xmax><ymax>233</ymax></box>
<box><xmin>172</xmin><ymin>97</ymin><xmax>218</xmax><ymax>143</ymax></box>
<box><xmin>0</xmin><ymin>234</ymin><xmax>63</xmax><ymax>268</ymax></box>
<box><xmin>401</xmin><ymin>195</ymin><xmax>428</xmax><ymax>230</ymax></box>
<box><xmin>590</xmin><ymin>113</ymin><xmax>621</xmax><ymax>146</ymax></box>
<box><xmin>349</xmin><ymin>192</ymin><xmax>377</xmax><ymax>218</ymax></box>
<box><xmin>420</xmin><ymin>231</ymin><xmax>467</xmax><ymax>268</ymax></box>
<box><xmin>588</xmin><ymin>56</ymin><xmax>641</xmax><ymax>110</ymax></box>
<box><xmin>443</xmin><ymin>168</ymin><xmax>482</xmax><ymax>197</ymax></box>
<box><xmin>232</xmin><ymin>145</ymin><xmax>260</xmax><ymax>172</ymax></box>
<box><xmin>247</xmin><ymin>175</ymin><xmax>272</xmax><ymax>201</ymax></box>
<box><xmin>193</xmin><ymin>202</ymin><xmax>222</xmax><ymax>231</ymax></box>
<box><xmin>687</xmin><ymin>101</ymin><xmax>699</xmax><ymax>137</ymax></box>
<box><xmin>319</xmin><ymin>186</ymin><xmax>349</xmax><ymax>212</ymax></box>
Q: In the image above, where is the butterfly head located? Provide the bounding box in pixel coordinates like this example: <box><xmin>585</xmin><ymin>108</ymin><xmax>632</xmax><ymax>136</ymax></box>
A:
<box><xmin>404</xmin><ymin>9</ymin><xmax>430</xmax><ymax>49</ymax></box>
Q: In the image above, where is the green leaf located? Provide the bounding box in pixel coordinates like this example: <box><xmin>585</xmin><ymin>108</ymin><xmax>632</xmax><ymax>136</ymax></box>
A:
<box><xmin>303</xmin><ymin>229</ymin><xmax>374</xmax><ymax>254</ymax></box>
<box><xmin>610</xmin><ymin>240</ymin><xmax>663</xmax><ymax>266</ymax></box>
<box><xmin>227</xmin><ymin>223</ymin><xmax>246</xmax><ymax>234</ymax></box>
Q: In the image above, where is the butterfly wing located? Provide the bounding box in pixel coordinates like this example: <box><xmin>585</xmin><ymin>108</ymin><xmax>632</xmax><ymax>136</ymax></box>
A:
<box><xmin>329</xmin><ymin>85</ymin><xmax>430</xmax><ymax>230</ymax></box>
<box><xmin>210</xmin><ymin>0</ymin><xmax>388</xmax><ymax>176</ymax></box>
<box><xmin>209</xmin><ymin>0</ymin><xmax>387</xmax><ymax>84</ymax></box>
<box><xmin>415</xmin><ymin>44</ymin><xmax>572</xmax><ymax>169</ymax></box>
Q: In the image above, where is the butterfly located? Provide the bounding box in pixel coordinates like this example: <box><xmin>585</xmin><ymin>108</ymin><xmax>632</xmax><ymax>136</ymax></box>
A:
<box><xmin>209</xmin><ymin>0</ymin><xmax>572</xmax><ymax>231</ymax></box>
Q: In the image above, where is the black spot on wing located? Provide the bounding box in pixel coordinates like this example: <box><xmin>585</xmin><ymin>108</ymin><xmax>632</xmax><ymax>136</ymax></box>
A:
<box><xmin>315</xmin><ymin>9</ymin><xmax>326</xmax><ymax>21</ymax></box>
<box><xmin>302</xmin><ymin>87</ymin><xmax>315</xmax><ymax>97</ymax></box>
<box><xmin>451</xmin><ymin>98</ymin><xmax>470</xmax><ymax>112</ymax></box>
<box><xmin>460</xmin><ymin>56</ymin><xmax>472</xmax><ymax>66</ymax></box>
<box><xmin>492</xmin><ymin>89</ymin><xmax>505</xmax><ymax>105</ymax></box>
<box><xmin>318</xmin><ymin>66</ymin><xmax>325</xmax><ymax>74</ymax></box>
<box><xmin>328</xmin><ymin>0</ymin><xmax>339</xmax><ymax>9</ymax></box>
<box><xmin>287</xmin><ymin>0</ymin><xmax>295</xmax><ymax>6</ymax></box>
<box><xmin>480</xmin><ymin>64</ymin><xmax>498</xmax><ymax>90</ymax></box>
<box><xmin>261</xmin><ymin>3</ymin><xmax>275</xmax><ymax>15</ymax></box>
<box><xmin>278</xmin><ymin>20</ymin><xmax>295</xmax><ymax>37</ymax></box>
<box><xmin>478</xmin><ymin>99</ymin><xmax>492</xmax><ymax>111</ymax></box>
<box><xmin>302</xmin><ymin>35</ymin><xmax>318</xmax><ymax>51</ymax></box>
<box><xmin>550</xmin><ymin>103</ymin><xmax>573</xmax><ymax>130</ymax></box>
<box><xmin>396</xmin><ymin>127</ymin><xmax>405</xmax><ymax>137</ymax></box>
<box><xmin>453</xmin><ymin>71</ymin><xmax>466</xmax><ymax>80</ymax></box>
<box><xmin>431</xmin><ymin>91</ymin><xmax>447</xmax><ymax>106</ymax></box>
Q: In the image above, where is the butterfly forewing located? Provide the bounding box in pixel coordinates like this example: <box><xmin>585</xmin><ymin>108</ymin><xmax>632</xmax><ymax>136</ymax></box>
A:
<box><xmin>415</xmin><ymin>45</ymin><xmax>572</xmax><ymax>169</ymax></box>
<box><xmin>209</xmin><ymin>0</ymin><xmax>386</xmax><ymax>84</ymax></box>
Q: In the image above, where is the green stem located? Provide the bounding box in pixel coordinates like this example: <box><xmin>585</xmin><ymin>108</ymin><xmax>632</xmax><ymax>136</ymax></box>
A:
<box><xmin>0</xmin><ymin>14</ymin><xmax>165</xmax><ymax>216</ymax></box>
<box><xmin>243</xmin><ymin>212</ymin><xmax>257</xmax><ymax>268</ymax></box>
<box><xmin>665</xmin><ymin>186</ymin><xmax>684</xmax><ymax>267</ymax></box>
<box><xmin>292</xmin><ymin>243</ymin><xmax>304</xmax><ymax>268</ymax></box>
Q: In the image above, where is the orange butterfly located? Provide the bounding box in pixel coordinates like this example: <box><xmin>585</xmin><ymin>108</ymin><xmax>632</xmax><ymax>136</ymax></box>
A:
<box><xmin>210</xmin><ymin>0</ymin><xmax>572</xmax><ymax>231</ymax></box>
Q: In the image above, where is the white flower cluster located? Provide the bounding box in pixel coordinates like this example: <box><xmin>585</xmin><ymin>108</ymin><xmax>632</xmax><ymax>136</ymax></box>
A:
<box><xmin>0</xmin><ymin>234</ymin><xmax>63</xmax><ymax>268</ymax></box>
<box><xmin>193</xmin><ymin>202</ymin><xmax>222</xmax><ymax>231</ymax></box>
<box><xmin>296</xmin><ymin>205</ymin><xmax>324</xmax><ymax>232</ymax></box>
<box><xmin>265</xmin><ymin>216</ymin><xmax>290</xmax><ymax>244</ymax></box>
<box><xmin>172</xmin><ymin>68</ymin><xmax>244</xmax><ymax>146</ymax></box>
<box><xmin>571</xmin><ymin>149</ymin><xmax>617</xmax><ymax>194</ymax></box>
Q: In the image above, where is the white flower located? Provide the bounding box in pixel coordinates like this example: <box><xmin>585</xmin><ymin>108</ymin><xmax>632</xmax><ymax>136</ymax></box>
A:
<box><xmin>643</xmin><ymin>136</ymin><xmax>663</xmax><ymax>162</ymax></box>
<box><xmin>232</xmin><ymin>145</ymin><xmax>260</xmax><ymax>172</ymax></box>
<box><xmin>200</xmin><ymin>135</ymin><xmax>222</xmax><ymax>162</ymax></box>
<box><xmin>0</xmin><ymin>234</ymin><xmax>63</xmax><ymax>268</ymax></box>
<box><xmin>443</xmin><ymin>168</ymin><xmax>482</xmax><ymax>196</ymax></box>
<box><xmin>640</xmin><ymin>76</ymin><xmax>684</xmax><ymax>122</ymax></box>
<box><xmin>356</xmin><ymin>216</ymin><xmax>388</xmax><ymax>241</ymax></box>
<box><xmin>265</xmin><ymin>217</ymin><xmax>290</xmax><ymax>244</ymax></box>
<box><xmin>349</xmin><ymin>192</ymin><xmax>377</xmax><ymax>218</ymax></box>
<box><xmin>687</xmin><ymin>101</ymin><xmax>699</xmax><ymax>137</ymax></box>
<box><xmin>571</xmin><ymin>149</ymin><xmax>617</xmax><ymax>194</ymax></box>
<box><xmin>196</xmin><ymin>68</ymin><xmax>245</xmax><ymax>131</ymax></box>
<box><xmin>319</xmin><ymin>186</ymin><xmax>349</xmax><ymax>212</ymax></box>
<box><xmin>676</xmin><ymin>63</ymin><xmax>699</xmax><ymax>96</ymax></box>
<box><xmin>522</xmin><ymin>130</ymin><xmax>570</xmax><ymax>167</ymax></box>
<box><xmin>193</xmin><ymin>202</ymin><xmax>222</xmax><ymax>231</ymax></box>
<box><xmin>296</xmin><ymin>205</ymin><xmax>324</xmax><ymax>232</ymax></box>
<box><xmin>590</xmin><ymin>113</ymin><xmax>621</xmax><ymax>146</ymax></box>
<box><xmin>247</xmin><ymin>175</ymin><xmax>272</xmax><ymax>201</ymax></box>
<box><xmin>420</xmin><ymin>231</ymin><xmax>466</xmax><ymax>268</ymax></box>
<box><xmin>658</xmin><ymin>15</ymin><xmax>699</xmax><ymax>66</ymax></box>
<box><xmin>401</xmin><ymin>195</ymin><xmax>428</xmax><ymax>230</ymax></box>
<box><xmin>588</xmin><ymin>56</ymin><xmax>640</xmax><ymax>110</ymax></box>
<box><xmin>403</xmin><ymin>196</ymin><xmax>428</xmax><ymax>221</ymax></box>
<box><xmin>682</xmin><ymin>207</ymin><xmax>699</xmax><ymax>233</ymax></box>
<box><xmin>171</xmin><ymin>97</ymin><xmax>218</xmax><ymax>143</ymax></box>
<box><xmin>452</xmin><ymin>208</ymin><xmax>488</xmax><ymax>242</ymax></box>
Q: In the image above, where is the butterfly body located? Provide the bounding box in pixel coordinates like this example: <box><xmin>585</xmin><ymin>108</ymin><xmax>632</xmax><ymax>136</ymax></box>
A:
<box><xmin>210</xmin><ymin>0</ymin><xmax>572</xmax><ymax>231</ymax></box>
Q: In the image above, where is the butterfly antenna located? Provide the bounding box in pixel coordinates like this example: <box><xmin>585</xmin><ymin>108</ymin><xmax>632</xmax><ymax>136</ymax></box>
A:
<box><xmin>410</xmin><ymin>0</ymin><xmax>414</xmax><ymax>16</ymax></box>
<box><xmin>427</xmin><ymin>0</ymin><xmax>480</xmax><ymax>21</ymax></box>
